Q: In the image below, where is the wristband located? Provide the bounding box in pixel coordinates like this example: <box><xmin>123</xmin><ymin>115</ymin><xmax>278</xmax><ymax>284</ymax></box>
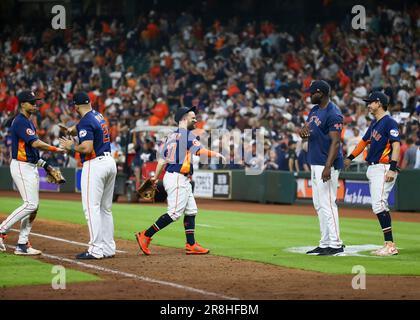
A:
<box><xmin>48</xmin><ymin>146</ymin><xmax>59</xmax><ymax>152</ymax></box>
<box><xmin>347</xmin><ymin>155</ymin><xmax>355</xmax><ymax>161</ymax></box>
<box><xmin>389</xmin><ymin>160</ymin><xmax>397</xmax><ymax>172</ymax></box>
<box><xmin>36</xmin><ymin>159</ymin><xmax>49</xmax><ymax>170</ymax></box>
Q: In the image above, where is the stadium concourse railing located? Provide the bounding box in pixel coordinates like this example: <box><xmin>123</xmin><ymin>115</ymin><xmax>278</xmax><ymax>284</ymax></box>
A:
<box><xmin>0</xmin><ymin>167</ymin><xmax>419</xmax><ymax>212</ymax></box>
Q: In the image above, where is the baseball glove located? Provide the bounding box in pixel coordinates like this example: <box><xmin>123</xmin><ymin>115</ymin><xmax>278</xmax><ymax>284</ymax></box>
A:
<box><xmin>45</xmin><ymin>166</ymin><xmax>66</xmax><ymax>184</ymax></box>
<box><xmin>137</xmin><ymin>178</ymin><xmax>157</xmax><ymax>201</ymax></box>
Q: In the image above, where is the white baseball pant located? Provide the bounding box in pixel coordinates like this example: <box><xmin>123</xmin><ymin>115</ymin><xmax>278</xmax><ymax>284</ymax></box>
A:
<box><xmin>81</xmin><ymin>155</ymin><xmax>117</xmax><ymax>258</ymax></box>
<box><xmin>366</xmin><ymin>164</ymin><xmax>397</xmax><ymax>214</ymax></box>
<box><xmin>0</xmin><ymin>160</ymin><xmax>39</xmax><ymax>244</ymax></box>
<box><xmin>311</xmin><ymin>165</ymin><xmax>343</xmax><ymax>249</ymax></box>
<box><xmin>163</xmin><ymin>172</ymin><xmax>198</xmax><ymax>221</ymax></box>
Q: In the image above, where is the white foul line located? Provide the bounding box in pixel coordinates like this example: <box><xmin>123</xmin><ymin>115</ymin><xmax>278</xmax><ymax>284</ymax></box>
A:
<box><xmin>10</xmin><ymin>228</ymin><xmax>126</xmax><ymax>253</ymax></box>
<box><xmin>5</xmin><ymin>245</ymin><xmax>239</xmax><ymax>300</ymax></box>
<box><xmin>196</xmin><ymin>223</ymin><xmax>223</xmax><ymax>229</ymax></box>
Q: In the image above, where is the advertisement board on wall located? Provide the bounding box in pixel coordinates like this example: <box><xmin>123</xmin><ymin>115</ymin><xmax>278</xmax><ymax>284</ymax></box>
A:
<box><xmin>296</xmin><ymin>178</ymin><xmax>345</xmax><ymax>201</ymax></box>
<box><xmin>296</xmin><ymin>177</ymin><xmax>396</xmax><ymax>206</ymax></box>
<box><xmin>192</xmin><ymin>171</ymin><xmax>231</xmax><ymax>199</ymax></box>
<box><xmin>213</xmin><ymin>172</ymin><xmax>231</xmax><ymax>199</ymax></box>
<box><xmin>344</xmin><ymin>180</ymin><xmax>395</xmax><ymax>206</ymax></box>
<box><xmin>192</xmin><ymin>171</ymin><xmax>214</xmax><ymax>198</ymax></box>
<box><xmin>75</xmin><ymin>168</ymin><xmax>82</xmax><ymax>192</ymax></box>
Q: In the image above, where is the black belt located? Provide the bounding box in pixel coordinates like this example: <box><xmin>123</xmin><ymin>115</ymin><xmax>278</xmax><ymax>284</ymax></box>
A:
<box><xmin>368</xmin><ymin>162</ymin><xmax>387</xmax><ymax>165</ymax></box>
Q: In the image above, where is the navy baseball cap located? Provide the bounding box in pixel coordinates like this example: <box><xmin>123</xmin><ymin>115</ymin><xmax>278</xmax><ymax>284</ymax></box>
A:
<box><xmin>175</xmin><ymin>106</ymin><xmax>196</xmax><ymax>123</ymax></box>
<box><xmin>363</xmin><ymin>92</ymin><xmax>389</xmax><ymax>107</ymax></box>
<box><xmin>72</xmin><ymin>92</ymin><xmax>91</xmax><ymax>105</ymax></box>
<box><xmin>17</xmin><ymin>90</ymin><xmax>41</xmax><ymax>104</ymax></box>
<box><xmin>306</xmin><ymin>80</ymin><xmax>331</xmax><ymax>95</ymax></box>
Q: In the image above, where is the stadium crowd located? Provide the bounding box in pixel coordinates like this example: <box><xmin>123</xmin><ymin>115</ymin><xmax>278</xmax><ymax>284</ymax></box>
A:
<box><xmin>0</xmin><ymin>5</ymin><xmax>419</xmax><ymax>175</ymax></box>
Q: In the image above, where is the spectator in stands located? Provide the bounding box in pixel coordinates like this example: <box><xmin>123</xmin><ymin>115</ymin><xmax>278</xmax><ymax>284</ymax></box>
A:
<box><xmin>344</xmin><ymin>126</ymin><xmax>365</xmax><ymax>165</ymax></box>
<box><xmin>138</xmin><ymin>138</ymin><xmax>157</xmax><ymax>165</ymax></box>
<box><xmin>0</xmin><ymin>6</ymin><xmax>419</xmax><ymax>173</ymax></box>
<box><xmin>275</xmin><ymin>142</ymin><xmax>289</xmax><ymax>171</ymax></box>
<box><xmin>298</xmin><ymin>141</ymin><xmax>310</xmax><ymax>172</ymax></box>
<box><xmin>287</xmin><ymin>140</ymin><xmax>299</xmax><ymax>172</ymax></box>
<box><xmin>265</xmin><ymin>150</ymin><xmax>279</xmax><ymax>170</ymax></box>
<box><xmin>401</xmin><ymin>138</ymin><xmax>418</xmax><ymax>169</ymax></box>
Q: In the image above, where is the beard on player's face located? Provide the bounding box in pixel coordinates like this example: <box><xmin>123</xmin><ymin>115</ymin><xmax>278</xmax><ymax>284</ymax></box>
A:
<box><xmin>183</xmin><ymin>112</ymin><xmax>197</xmax><ymax>130</ymax></box>
<box><xmin>27</xmin><ymin>107</ymin><xmax>37</xmax><ymax>114</ymax></box>
<box><xmin>310</xmin><ymin>93</ymin><xmax>322</xmax><ymax>104</ymax></box>
<box><xmin>187</xmin><ymin>119</ymin><xmax>196</xmax><ymax>130</ymax></box>
<box><xmin>22</xmin><ymin>102</ymin><xmax>37</xmax><ymax>115</ymax></box>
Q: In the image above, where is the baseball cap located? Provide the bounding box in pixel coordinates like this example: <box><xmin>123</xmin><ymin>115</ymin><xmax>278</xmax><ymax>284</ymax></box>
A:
<box><xmin>175</xmin><ymin>106</ymin><xmax>196</xmax><ymax>123</ymax></box>
<box><xmin>306</xmin><ymin>80</ymin><xmax>331</xmax><ymax>95</ymax></box>
<box><xmin>17</xmin><ymin>90</ymin><xmax>41</xmax><ymax>104</ymax></box>
<box><xmin>362</xmin><ymin>91</ymin><xmax>389</xmax><ymax>106</ymax></box>
<box><xmin>72</xmin><ymin>92</ymin><xmax>91</xmax><ymax>105</ymax></box>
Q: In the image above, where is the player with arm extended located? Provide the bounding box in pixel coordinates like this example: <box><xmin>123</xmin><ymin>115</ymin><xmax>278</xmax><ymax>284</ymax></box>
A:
<box><xmin>135</xmin><ymin>106</ymin><xmax>225</xmax><ymax>255</ymax></box>
<box><xmin>59</xmin><ymin>92</ymin><xmax>117</xmax><ymax>259</ymax></box>
<box><xmin>344</xmin><ymin>92</ymin><xmax>400</xmax><ymax>256</ymax></box>
<box><xmin>0</xmin><ymin>91</ymin><xmax>65</xmax><ymax>254</ymax></box>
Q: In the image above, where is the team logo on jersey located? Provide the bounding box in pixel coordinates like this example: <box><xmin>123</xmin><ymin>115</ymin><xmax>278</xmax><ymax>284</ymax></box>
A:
<box><xmin>26</xmin><ymin>128</ymin><xmax>35</xmax><ymax>136</ymax></box>
<box><xmin>371</xmin><ymin>129</ymin><xmax>382</xmax><ymax>141</ymax></box>
<box><xmin>192</xmin><ymin>139</ymin><xmax>201</xmax><ymax>147</ymax></box>
<box><xmin>390</xmin><ymin>129</ymin><xmax>399</xmax><ymax>137</ymax></box>
<box><xmin>79</xmin><ymin>129</ymin><xmax>87</xmax><ymax>138</ymax></box>
<box><xmin>95</xmin><ymin>114</ymin><xmax>104</xmax><ymax>122</ymax></box>
<box><xmin>309</xmin><ymin>115</ymin><xmax>321</xmax><ymax>126</ymax></box>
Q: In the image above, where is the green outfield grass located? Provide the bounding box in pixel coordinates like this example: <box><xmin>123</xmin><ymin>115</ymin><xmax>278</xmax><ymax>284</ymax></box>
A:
<box><xmin>0</xmin><ymin>254</ymin><xmax>100</xmax><ymax>288</ymax></box>
<box><xmin>1</xmin><ymin>196</ymin><xmax>420</xmax><ymax>276</ymax></box>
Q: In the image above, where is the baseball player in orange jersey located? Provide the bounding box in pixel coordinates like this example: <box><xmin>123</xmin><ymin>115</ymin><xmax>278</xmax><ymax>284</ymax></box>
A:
<box><xmin>135</xmin><ymin>106</ymin><xmax>225</xmax><ymax>255</ymax></box>
<box><xmin>345</xmin><ymin>92</ymin><xmax>400</xmax><ymax>256</ymax></box>
<box><xmin>0</xmin><ymin>91</ymin><xmax>65</xmax><ymax>254</ymax></box>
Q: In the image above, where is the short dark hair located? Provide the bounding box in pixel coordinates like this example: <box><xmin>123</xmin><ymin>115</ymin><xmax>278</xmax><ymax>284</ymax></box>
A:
<box><xmin>407</xmin><ymin>137</ymin><xmax>414</xmax><ymax>145</ymax></box>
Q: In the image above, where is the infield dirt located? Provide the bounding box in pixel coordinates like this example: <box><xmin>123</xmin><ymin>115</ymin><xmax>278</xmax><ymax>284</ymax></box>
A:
<box><xmin>1</xmin><ymin>191</ymin><xmax>420</xmax><ymax>299</ymax></box>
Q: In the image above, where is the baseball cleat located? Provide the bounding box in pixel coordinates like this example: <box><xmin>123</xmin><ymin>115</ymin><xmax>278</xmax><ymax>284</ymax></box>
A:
<box><xmin>135</xmin><ymin>231</ymin><xmax>152</xmax><ymax>255</ymax></box>
<box><xmin>306</xmin><ymin>246</ymin><xmax>328</xmax><ymax>255</ymax></box>
<box><xmin>371</xmin><ymin>241</ymin><xmax>398</xmax><ymax>256</ymax></box>
<box><xmin>75</xmin><ymin>252</ymin><xmax>102</xmax><ymax>260</ymax></box>
<box><xmin>185</xmin><ymin>242</ymin><xmax>210</xmax><ymax>255</ymax></box>
<box><xmin>14</xmin><ymin>242</ymin><xmax>42</xmax><ymax>256</ymax></box>
<box><xmin>0</xmin><ymin>233</ymin><xmax>7</xmax><ymax>252</ymax></box>
<box><xmin>318</xmin><ymin>246</ymin><xmax>345</xmax><ymax>256</ymax></box>
<box><xmin>103</xmin><ymin>254</ymin><xmax>115</xmax><ymax>259</ymax></box>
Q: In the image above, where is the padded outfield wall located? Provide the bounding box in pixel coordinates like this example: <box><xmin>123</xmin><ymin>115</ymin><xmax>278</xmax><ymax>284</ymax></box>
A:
<box><xmin>0</xmin><ymin>166</ymin><xmax>419</xmax><ymax>212</ymax></box>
